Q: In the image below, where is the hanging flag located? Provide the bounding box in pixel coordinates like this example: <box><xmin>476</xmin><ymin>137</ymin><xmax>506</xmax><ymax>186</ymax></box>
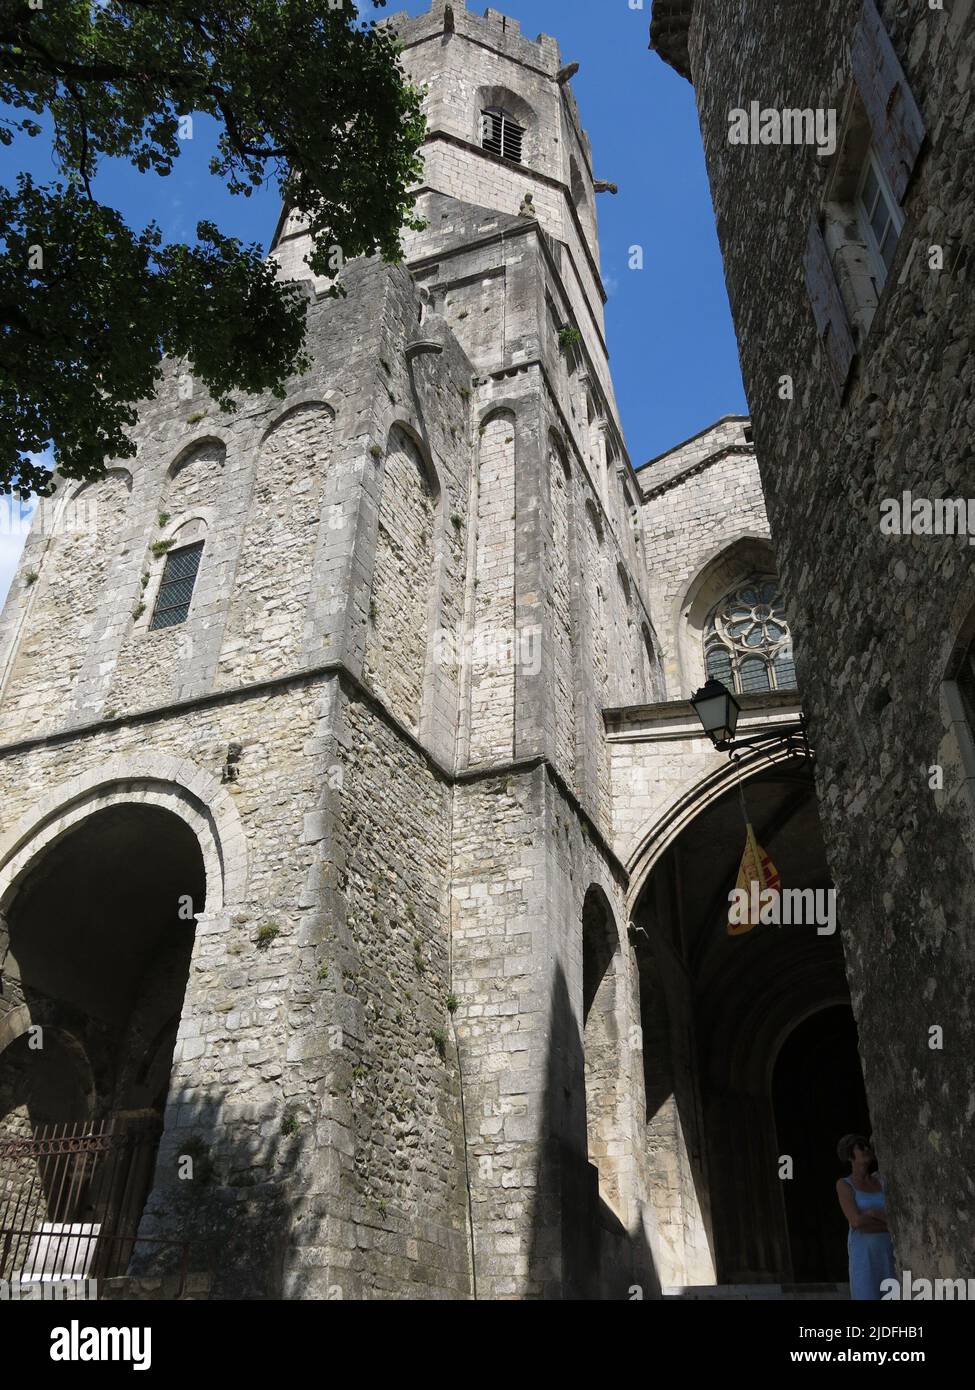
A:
<box><xmin>729</xmin><ymin>823</ymin><xmax>781</xmax><ymax>936</ymax></box>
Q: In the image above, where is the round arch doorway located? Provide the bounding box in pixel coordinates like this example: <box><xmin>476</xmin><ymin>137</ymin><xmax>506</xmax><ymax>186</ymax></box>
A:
<box><xmin>0</xmin><ymin>802</ymin><xmax>204</xmax><ymax>1283</ymax></box>
<box><xmin>773</xmin><ymin>1003</ymin><xmax>871</xmax><ymax>1282</ymax></box>
<box><xmin>630</xmin><ymin>758</ymin><xmax>871</xmax><ymax>1287</ymax></box>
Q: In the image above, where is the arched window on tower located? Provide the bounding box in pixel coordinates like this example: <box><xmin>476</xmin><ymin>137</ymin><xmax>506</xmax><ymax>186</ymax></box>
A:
<box><xmin>704</xmin><ymin>575</ymin><xmax>797</xmax><ymax>694</ymax></box>
<box><xmin>481</xmin><ymin>107</ymin><xmax>524</xmax><ymax>163</ymax></box>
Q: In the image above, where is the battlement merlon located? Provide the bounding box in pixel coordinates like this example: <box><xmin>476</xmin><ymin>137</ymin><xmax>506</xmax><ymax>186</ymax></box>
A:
<box><xmin>379</xmin><ymin>1</ymin><xmax>561</xmax><ymax>71</ymax></box>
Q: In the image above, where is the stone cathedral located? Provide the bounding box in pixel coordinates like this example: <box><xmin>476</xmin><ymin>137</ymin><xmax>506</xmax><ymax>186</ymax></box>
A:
<box><xmin>0</xmin><ymin>1</ymin><xmax>877</xmax><ymax>1300</ymax></box>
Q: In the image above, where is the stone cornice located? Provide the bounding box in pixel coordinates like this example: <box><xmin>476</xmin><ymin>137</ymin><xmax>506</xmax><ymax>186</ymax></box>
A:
<box><xmin>604</xmin><ymin>691</ymin><xmax>804</xmax><ymax>741</ymax></box>
<box><xmin>638</xmin><ymin>414</ymin><xmax>750</xmax><ymax>472</ymax></box>
<box><xmin>639</xmin><ymin>444</ymin><xmax>755</xmax><ymax>502</ymax></box>
<box><xmin>0</xmin><ymin>659</ymin><xmax>629</xmax><ymax>885</ymax></box>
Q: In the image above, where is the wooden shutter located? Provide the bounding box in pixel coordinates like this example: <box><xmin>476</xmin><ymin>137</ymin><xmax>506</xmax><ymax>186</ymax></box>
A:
<box><xmin>804</xmin><ymin>216</ymin><xmax>856</xmax><ymax>400</ymax></box>
<box><xmin>852</xmin><ymin>0</ymin><xmax>926</xmax><ymax>204</ymax></box>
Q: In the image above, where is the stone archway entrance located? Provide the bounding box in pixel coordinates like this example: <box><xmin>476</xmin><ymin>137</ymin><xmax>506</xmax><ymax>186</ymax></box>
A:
<box><xmin>772</xmin><ymin>1004</ymin><xmax>871</xmax><ymax>1281</ymax></box>
<box><xmin>0</xmin><ymin>803</ymin><xmax>205</xmax><ymax>1282</ymax></box>
<box><xmin>630</xmin><ymin>757</ymin><xmax>868</xmax><ymax>1288</ymax></box>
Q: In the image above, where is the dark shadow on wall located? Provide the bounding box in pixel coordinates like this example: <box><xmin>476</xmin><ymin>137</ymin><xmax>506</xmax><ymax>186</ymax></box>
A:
<box><xmin>528</xmin><ymin>962</ymin><xmax>661</xmax><ymax>1300</ymax></box>
<box><xmin>131</xmin><ymin>1088</ymin><xmax>308</xmax><ymax>1300</ymax></box>
<box><xmin>632</xmin><ymin>907</ymin><xmax>715</xmax><ymax>1274</ymax></box>
<box><xmin>0</xmin><ymin>802</ymin><xmax>306</xmax><ymax>1300</ymax></box>
<box><xmin>772</xmin><ymin>1004</ymin><xmax>872</xmax><ymax>1282</ymax></box>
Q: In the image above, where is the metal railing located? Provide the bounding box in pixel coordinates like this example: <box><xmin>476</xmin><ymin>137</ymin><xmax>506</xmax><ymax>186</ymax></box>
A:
<box><xmin>0</xmin><ymin>1117</ymin><xmax>207</xmax><ymax>1298</ymax></box>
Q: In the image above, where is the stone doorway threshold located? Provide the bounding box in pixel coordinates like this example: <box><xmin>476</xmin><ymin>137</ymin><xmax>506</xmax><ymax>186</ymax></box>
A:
<box><xmin>662</xmin><ymin>1282</ymin><xmax>850</xmax><ymax>1300</ymax></box>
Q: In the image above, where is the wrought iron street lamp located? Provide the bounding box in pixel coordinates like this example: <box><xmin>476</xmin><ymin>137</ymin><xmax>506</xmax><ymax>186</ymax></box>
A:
<box><xmin>689</xmin><ymin>678</ymin><xmax>741</xmax><ymax>747</ymax></box>
<box><xmin>690</xmin><ymin>677</ymin><xmax>811</xmax><ymax>759</ymax></box>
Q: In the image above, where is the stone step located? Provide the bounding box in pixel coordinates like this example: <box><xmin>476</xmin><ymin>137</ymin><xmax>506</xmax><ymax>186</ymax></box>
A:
<box><xmin>662</xmin><ymin>1282</ymin><xmax>850</xmax><ymax>1301</ymax></box>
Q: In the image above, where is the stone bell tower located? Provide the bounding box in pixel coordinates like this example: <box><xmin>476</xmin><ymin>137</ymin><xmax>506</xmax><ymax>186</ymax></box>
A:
<box><xmin>0</xmin><ymin>0</ymin><xmax>661</xmax><ymax>1300</ymax></box>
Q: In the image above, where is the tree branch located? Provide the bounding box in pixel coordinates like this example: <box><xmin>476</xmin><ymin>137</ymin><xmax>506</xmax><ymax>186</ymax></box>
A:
<box><xmin>212</xmin><ymin>92</ymin><xmax>288</xmax><ymax>161</ymax></box>
<box><xmin>61</xmin><ymin>77</ymin><xmax>95</xmax><ymax>201</ymax></box>
<box><xmin>0</xmin><ymin>30</ymin><xmax>198</xmax><ymax>90</ymax></box>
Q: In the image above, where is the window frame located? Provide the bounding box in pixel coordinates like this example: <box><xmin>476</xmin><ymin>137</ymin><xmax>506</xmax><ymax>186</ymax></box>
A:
<box><xmin>855</xmin><ymin>144</ymin><xmax>905</xmax><ymax>291</ymax></box>
<box><xmin>148</xmin><ymin>539</ymin><xmax>204</xmax><ymax>632</ymax></box>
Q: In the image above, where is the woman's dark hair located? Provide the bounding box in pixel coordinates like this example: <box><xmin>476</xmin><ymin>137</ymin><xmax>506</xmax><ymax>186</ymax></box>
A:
<box><xmin>836</xmin><ymin>1133</ymin><xmax>869</xmax><ymax>1163</ymax></box>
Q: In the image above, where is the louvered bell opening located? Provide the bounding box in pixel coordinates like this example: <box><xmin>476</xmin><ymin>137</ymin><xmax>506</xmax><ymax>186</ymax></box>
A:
<box><xmin>503</xmin><ymin>120</ymin><xmax>524</xmax><ymax>163</ymax></box>
<box><xmin>481</xmin><ymin>110</ymin><xmax>524</xmax><ymax>164</ymax></box>
<box><xmin>481</xmin><ymin>110</ymin><xmax>504</xmax><ymax>158</ymax></box>
<box><xmin>149</xmin><ymin>541</ymin><xmax>204</xmax><ymax>631</ymax></box>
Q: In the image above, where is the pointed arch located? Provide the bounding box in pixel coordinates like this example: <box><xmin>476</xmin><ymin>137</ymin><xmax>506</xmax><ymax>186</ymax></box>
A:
<box><xmin>674</xmin><ymin>533</ymin><xmax>779</xmax><ymax>696</ymax></box>
<box><xmin>218</xmin><ymin>401</ymin><xmax>335</xmax><ymax>687</ymax></box>
<box><xmin>364</xmin><ymin>423</ymin><xmax>437</xmax><ymax>736</ymax></box>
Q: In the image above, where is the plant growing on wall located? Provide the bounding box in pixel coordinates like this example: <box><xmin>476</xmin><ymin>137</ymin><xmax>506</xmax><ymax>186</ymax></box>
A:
<box><xmin>256</xmin><ymin>922</ymin><xmax>281</xmax><ymax>950</ymax></box>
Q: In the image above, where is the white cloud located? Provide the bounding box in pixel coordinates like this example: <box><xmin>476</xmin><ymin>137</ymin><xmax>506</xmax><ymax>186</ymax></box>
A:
<box><xmin>0</xmin><ymin>497</ymin><xmax>35</xmax><ymax>608</ymax></box>
<box><xmin>0</xmin><ymin>457</ymin><xmax>49</xmax><ymax>610</ymax></box>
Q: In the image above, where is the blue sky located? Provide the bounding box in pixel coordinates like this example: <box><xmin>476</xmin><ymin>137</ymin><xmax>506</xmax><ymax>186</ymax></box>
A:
<box><xmin>0</xmin><ymin>0</ymin><xmax>747</xmax><ymax>605</ymax></box>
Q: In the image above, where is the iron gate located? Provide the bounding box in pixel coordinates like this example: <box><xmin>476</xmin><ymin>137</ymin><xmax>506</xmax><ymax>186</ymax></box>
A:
<box><xmin>0</xmin><ymin>1114</ymin><xmax>186</xmax><ymax>1292</ymax></box>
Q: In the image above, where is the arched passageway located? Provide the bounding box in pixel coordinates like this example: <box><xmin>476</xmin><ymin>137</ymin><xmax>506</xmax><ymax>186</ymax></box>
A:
<box><xmin>772</xmin><ymin>1004</ymin><xmax>871</xmax><ymax>1281</ymax></box>
<box><xmin>631</xmin><ymin>757</ymin><xmax>869</xmax><ymax>1287</ymax></box>
<box><xmin>0</xmin><ymin>803</ymin><xmax>204</xmax><ymax>1282</ymax></box>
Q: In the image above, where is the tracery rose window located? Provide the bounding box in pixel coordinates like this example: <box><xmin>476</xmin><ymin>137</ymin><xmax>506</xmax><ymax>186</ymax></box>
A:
<box><xmin>704</xmin><ymin>576</ymin><xmax>797</xmax><ymax>694</ymax></box>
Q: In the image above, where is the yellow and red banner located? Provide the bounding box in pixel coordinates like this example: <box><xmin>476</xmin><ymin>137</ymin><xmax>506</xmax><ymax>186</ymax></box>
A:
<box><xmin>729</xmin><ymin>823</ymin><xmax>781</xmax><ymax>935</ymax></box>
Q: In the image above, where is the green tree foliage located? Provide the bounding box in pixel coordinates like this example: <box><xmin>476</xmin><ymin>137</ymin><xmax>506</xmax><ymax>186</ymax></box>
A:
<box><xmin>0</xmin><ymin>0</ymin><xmax>426</xmax><ymax>497</ymax></box>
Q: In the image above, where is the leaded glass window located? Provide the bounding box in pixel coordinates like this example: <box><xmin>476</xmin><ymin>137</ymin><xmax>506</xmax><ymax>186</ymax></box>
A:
<box><xmin>704</xmin><ymin>576</ymin><xmax>797</xmax><ymax>695</ymax></box>
<box><xmin>149</xmin><ymin>541</ymin><xmax>203</xmax><ymax>631</ymax></box>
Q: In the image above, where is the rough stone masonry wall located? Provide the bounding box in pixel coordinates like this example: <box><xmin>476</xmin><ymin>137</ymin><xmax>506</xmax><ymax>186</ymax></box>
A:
<box><xmin>217</xmin><ymin>403</ymin><xmax>335</xmax><ymax>688</ymax></box>
<box><xmin>107</xmin><ymin>440</ymin><xmax>227</xmax><ymax>714</ymax></box>
<box><xmin>317</xmin><ymin>692</ymin><xmax>471</xmax><ymax>1299</ymax></box>
<box><xmin>0</xmin><ymin>255</ymin><xmax>428</xmax><ymax>740</ymax></box>
<box><xmin>548</xmin><ymin>442</ymin><xmax>576</xmax><ymax>785</ymax></box>
<box><xmin>0</xmin><ymin>471</ymin><xmax>130</xmax><ymax>743</ymax></box>
<box><xmin>448</xmin><ymin>764</ymin><xmax>655</xmax><ymax>1299</ymax></box>
<box><xmin>640</xmin><ymin>416</ymin><xmax>748</xmax><ymax>491</ymax></box>
<box><xmin>469</xmin><ymin>412</ymin><xmax>517</xmax><ymax>765</ymax></box>
<box><xmin>580</xmin><ymin>501</ymin><xmax>613</xmax><ymax>824</ymax></box>
<box><xmin>363</xmin><ymin>427</ymin><xmax>437</xmax><ymax>739</ymax></box>
<box><xmin>687</xmin><ymin>0</ymin><xmax>975</xmax><ymax>1275</ymax></box>
<box><xmin>0</xmin><ymin>680</ymin><xmax>332</xmax><ymax>1298</ymax></box>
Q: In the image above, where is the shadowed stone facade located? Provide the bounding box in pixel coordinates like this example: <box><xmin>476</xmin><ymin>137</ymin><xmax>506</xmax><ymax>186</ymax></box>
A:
<box><xmin>651</xmin><ymin>0</ymin><xmax>975</xmax><ymax>1283</ymax></box>
<box><xmin>0</xmin><ymin>0</ymin><xmax>897</xmax><ymax>1300</ymax></box>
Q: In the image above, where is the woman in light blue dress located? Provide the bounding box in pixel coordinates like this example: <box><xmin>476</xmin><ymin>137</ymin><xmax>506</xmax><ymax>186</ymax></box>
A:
<box><xmin>835</xmin><ymin>1133</ymin><xmax>896</xmax><ymax>1299</ymax></box>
